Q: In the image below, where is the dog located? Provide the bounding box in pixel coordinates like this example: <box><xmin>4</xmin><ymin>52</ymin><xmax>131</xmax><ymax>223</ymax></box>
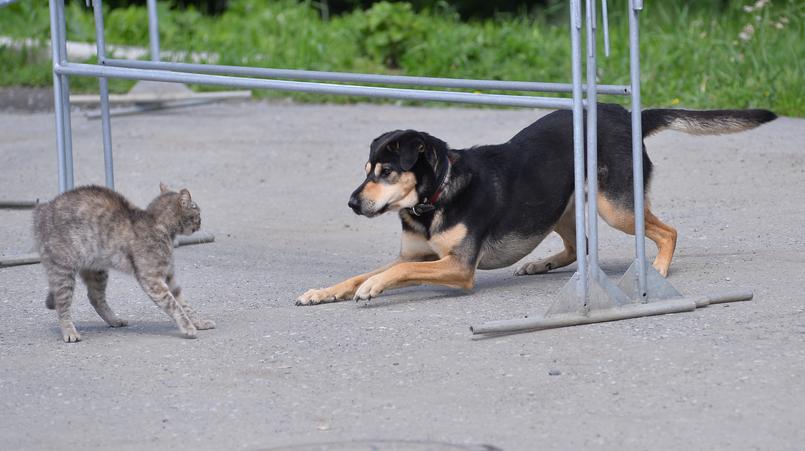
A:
<box><xmin>296</xmin><ymin>103</ymin><xmax>776</xmax><ymax>305</ymax></box>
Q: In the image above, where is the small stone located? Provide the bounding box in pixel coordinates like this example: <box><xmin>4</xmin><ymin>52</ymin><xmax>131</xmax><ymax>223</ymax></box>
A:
<box><xmin>548</xmin><ymin>369</ymin><xmax>561</xmax><ymax>376</ymax></box>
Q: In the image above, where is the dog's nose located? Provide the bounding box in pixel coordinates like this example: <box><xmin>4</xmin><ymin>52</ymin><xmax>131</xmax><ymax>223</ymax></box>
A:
<box><xmin>348</xmin><ymin>195</ymin><xmax>361</xmax><ymax>213</ymax></box>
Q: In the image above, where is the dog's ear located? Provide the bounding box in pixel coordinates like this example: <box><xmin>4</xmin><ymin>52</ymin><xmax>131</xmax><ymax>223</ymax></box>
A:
<box><xmin>420</xmin><ymin>132</ymin><xmax>448</xmax><ymax>170</ymax></box>
<box><xmin>370</xmin><ymin>129</ymin><xmax>422</xmax><ymax>171</ymax></box>
<box><xmin>370</xmin><ymin>130</ymin><xmax>406</xmax><ymax>158</ymax></box>
<box><xmin>370</xmin><ymin>130</ymin><xmax>447</xmax><ymax>171</ymax></box>
<box><xmin>399</xmin><ymin>141</ymin><xmax>421</xmax><ymax>171</ymax></box>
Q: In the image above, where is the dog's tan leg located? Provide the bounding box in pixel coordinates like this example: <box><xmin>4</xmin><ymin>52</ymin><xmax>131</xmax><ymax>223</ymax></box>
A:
<box><xmin>515</xmin><ymin>201</ymin><xmax>577</xmax><ymax>276</ymax></box>
<box><xmin>353</xmin><ymin>255</ymin><xmax>475</xmax><ymax>300</ymax></box>
<box><xmin>296</xmin><ymin>231</ymin><xmax>436</xmax><ymax>305</ymax></box>
<box><xmin>597</xmin><ymin>194</ymin><xmax>678</xmax><ymax>277</ymax></box>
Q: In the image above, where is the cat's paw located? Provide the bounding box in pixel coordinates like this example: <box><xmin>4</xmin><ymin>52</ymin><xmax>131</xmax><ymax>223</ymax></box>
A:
<box><xmin>61</xmin><ymin>324</ymin><xmax>82</xmax><ymax>343</ymax></box>
<box><xmin>194</xmin><ymin>318</ymin><xmax>216</xmax><ymax>330</ymax></box>
<box><xmin>108</xmin><ymin>318</ymin><xmax>128</xmax><ymax>327</ymax></box>
<box><xmin>182</xmin><ymin>328</ymin><xmax>198</xmax><ymax>339</ymax></box>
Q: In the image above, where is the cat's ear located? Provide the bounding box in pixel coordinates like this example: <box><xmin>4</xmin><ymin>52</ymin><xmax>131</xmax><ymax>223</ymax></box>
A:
<box><xmin>159</xmin><ymin>182</ymin><xmax>170</xmax><ymax>194</ymax></box>
<box><xmin>178</xmin><ymin>189</ymin><xmax>192</xmax><ymax>208</ymax></box>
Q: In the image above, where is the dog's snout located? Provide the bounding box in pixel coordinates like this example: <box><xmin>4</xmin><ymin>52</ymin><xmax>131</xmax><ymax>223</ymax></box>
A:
<box><xmin>348</xmin><ymin>194</ymin><xmax>361</xmax><ymax>213</ymax></box>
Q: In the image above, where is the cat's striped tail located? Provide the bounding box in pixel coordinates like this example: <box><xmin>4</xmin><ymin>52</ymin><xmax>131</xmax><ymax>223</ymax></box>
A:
<box><xmin>46</xmin><ymin>292</ymin><xmax>55</xmax><ymax>310</ymax></box>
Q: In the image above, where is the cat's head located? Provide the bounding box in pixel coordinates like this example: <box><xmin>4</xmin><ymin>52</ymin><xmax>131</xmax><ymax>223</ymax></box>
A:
<box><xmin>159</xmin><ymin>183</ymin><xmax>201</xmax><ymax>235</ymax></box>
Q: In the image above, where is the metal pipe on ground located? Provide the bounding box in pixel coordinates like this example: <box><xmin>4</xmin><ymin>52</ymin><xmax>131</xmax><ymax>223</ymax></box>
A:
<box><xmin>469</xmin><ymin>291</ymin><xmax>753</xmax><ymax>335</ymax></box>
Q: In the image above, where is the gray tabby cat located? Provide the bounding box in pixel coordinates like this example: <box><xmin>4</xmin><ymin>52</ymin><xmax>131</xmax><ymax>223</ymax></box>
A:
<box><xmin>33</xmin><ymin>183</ymin><xmax>215</xmax><ymax>342</ymax></box>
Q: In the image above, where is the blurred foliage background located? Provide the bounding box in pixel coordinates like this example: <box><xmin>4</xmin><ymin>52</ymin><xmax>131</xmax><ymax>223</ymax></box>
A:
<box><xmin>0</xmin><ymin>0</ymin><xmax>802</xmax><ymax>115</ymax></box>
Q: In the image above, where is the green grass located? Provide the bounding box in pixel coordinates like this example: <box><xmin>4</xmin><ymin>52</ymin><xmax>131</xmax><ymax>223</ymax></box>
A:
<box><xmin>1</xmin><ymin>0</ymin><xmax>802</xmax><ymax>115</ymax></box>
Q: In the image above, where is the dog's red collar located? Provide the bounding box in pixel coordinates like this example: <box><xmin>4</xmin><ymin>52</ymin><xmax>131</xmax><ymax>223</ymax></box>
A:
<box><xmin>409</xmin><ymin>154</ymin><xmax>455</xmax><ymax>216</ymax></box>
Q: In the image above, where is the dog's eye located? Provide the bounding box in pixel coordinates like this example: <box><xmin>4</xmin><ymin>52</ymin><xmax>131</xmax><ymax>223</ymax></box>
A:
<box><xmin>380</xmin><ymin>167</ymin><xmax>393</xmax><ymax>177</ymax></box>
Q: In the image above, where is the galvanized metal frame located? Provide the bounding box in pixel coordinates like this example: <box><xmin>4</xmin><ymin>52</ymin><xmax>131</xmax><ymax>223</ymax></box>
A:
<box><xmin>44</xmin><ymin>0</ymin><xmax>752</xmax><ymax>329</ymax></box>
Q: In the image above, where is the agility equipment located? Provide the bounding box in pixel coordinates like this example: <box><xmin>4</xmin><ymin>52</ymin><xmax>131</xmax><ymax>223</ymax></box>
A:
<box><xmin>41</xmin><ymin>0</ymin><xmax>752</xmax><ymax>329</ymax></box>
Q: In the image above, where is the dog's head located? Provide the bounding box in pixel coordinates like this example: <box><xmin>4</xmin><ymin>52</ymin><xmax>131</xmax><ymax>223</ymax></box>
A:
<box><xmin>348</xmin><ymin>129</ymin><xmax>448</xmax><ymax>217</ymax></box>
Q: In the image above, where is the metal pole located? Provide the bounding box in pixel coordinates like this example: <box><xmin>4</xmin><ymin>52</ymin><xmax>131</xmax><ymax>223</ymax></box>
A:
<box><xmin>48</xmin><ymin>0</ymin><xmax>68</xmax><ymax>193</ymax></box>
<box><xmin>628</xmin><ymin>0</ymin><xmax>648</xmax><ymax>300</ymax></box>
<box><xmin>102</xmin><ymin>59</ymin><xmax>632</xmax><ymax>96</ymax></box>
<box><xmin>585</xmin><ymin>0</ymin><xmax>600</xmax><ymax>283</ymax></box>
<box><xmin>147</xmin><ymin>0</ymin><xmax>159</xmax><ymax>62</ymax></box>
<box><xmin>55</xmin><ymin>0</ymin><xmax>74</xmax><ymax>190</ymax></box>
<box><xmin>92</xmin><ymin>0</ymin><xmax>114</xmax><ymax>189</ymax></box>
<box><xmin>601</xmin><ymin>0</ymin><xmax>610</xmax><ymax>57</ymax></box>
<box><xmin>569</xmin><ymin>0</ymin><xmax>588</xmax><ymax>303</ymax></box>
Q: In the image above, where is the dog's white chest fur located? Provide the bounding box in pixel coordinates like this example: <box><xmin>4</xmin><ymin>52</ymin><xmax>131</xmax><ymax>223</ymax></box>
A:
<box><xmin>477</xmin><ymin>233</ymin><xmax>547</xmax><ymax>270</ymax></box>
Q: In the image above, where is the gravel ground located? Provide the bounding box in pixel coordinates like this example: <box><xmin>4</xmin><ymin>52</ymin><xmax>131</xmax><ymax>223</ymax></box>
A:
<box><xmin>0</xmin><ymin>99</ymin><xmax>803</xmax><ymax>451</ymax></box>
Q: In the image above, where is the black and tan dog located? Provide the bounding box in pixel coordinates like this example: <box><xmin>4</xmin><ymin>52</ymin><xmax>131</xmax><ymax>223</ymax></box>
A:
<box><xmin>297</xmin><ymin>103</ymin><xmax>776</xmax><ymax>305</ymax></box>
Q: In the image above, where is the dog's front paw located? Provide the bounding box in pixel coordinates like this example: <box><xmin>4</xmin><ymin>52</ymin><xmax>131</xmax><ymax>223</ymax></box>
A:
<box><xmin>354</xmin><ymin>276</ymin><xmax>386</xmax><ymax>301</ymax></box>
<box><xmin>296</xmin><ymin>287</ymin><xmax>342</xmax><ymax>306</ymax></box>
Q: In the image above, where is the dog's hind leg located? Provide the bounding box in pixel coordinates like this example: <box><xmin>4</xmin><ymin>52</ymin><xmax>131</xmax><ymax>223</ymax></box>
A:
<box><xmin>515</xmin><ymin>201</ymin><xmax>578</xmax><ymax>276</ymax></box>
<box><xmin>597</xmin><ymin>194</ymin><xmax>678</xmax><ymax>277</ymax></box>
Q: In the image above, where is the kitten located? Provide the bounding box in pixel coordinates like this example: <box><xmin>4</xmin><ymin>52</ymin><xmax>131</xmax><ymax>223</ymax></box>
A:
<box><xmin>33</xmin><ymin>183</ymin><xmax>215</xmax><ymax>342</ymax></box>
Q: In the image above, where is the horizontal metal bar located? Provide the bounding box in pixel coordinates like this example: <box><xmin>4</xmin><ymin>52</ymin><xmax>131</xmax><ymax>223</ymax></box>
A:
<box><xmin>0</xmin><ymin>200</ymin><xmax>39</xmax><ymax>209</ymax></box>
<box><xmin>0</xmin><ymin>233</ymin><xmax>215</xmax><ymax>269</ymax></box>
<box><xmin>103</xmin><ymin>58</ymin><xmax>631</xmax><ymax>96</ymax></box>
<box><xmin>56</xmin><ymin>63</ymin><xmax>580</xmax><ymax>109</ymax></box>
<box><xmin>85</xmin><ymin>98</ymin><xmax>218</xmax><ymax>119</ymax></box>
<box><xmin>693</xmin><ymin>290</ymin><xmax>753</xmax><ymax>307</ymax></box>
<box><xmin>0</xmin><ymin>253</ymin><xmax>40</xmax><ymax>268</ymax></box>
<box><xmin>70</xmin><ymin>90</ymin><xmax>251</xmax><ymax>105</ymax></box>
<box><xmin>174</xmin><ymin>232</ymin><xmax>215</xmax><ymax>247</ymax></box>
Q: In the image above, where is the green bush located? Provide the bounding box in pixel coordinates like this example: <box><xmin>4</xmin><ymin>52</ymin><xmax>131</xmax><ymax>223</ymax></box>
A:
<box><xmin>0</xmin><ymin>0</ymin><xmax>801</xmax><ymax>115</ymax></box>
<box><xmin>355</xmin><ymin>1</ymin><xmax>425</xmax><ymax>68</ymax></box>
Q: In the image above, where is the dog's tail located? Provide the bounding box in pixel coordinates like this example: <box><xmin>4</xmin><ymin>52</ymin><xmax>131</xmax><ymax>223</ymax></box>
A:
<box><xmin>642</xmin><ymin>108</ymin><xmax>777</xmax><ymax>138</ymax></box>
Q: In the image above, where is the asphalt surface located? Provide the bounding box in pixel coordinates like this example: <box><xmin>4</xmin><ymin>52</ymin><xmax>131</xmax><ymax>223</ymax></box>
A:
<box><xmin>0</xmin><ymin>100</ymin><xmax>803</xmax><ymax>451</ymax></box>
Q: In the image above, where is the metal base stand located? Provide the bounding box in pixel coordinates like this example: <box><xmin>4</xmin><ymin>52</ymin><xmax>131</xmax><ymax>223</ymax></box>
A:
<box><xmin>618</xmin><ymin>261</ymin><xmax>681</xmax><ymax>300</ymax></box>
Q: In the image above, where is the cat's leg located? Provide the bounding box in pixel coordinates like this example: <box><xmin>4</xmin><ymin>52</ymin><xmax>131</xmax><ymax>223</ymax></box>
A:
<box><xmin>46</xmin><ymin>265</ymin><xmax>80</xmax><ymax>343</ymax></box>
<box><xmin>136</xmin><ymin>273</ymin><xmax>197</xmax><ymax>339</ymax></box>
<box><xmin>166</xmin><ymin>272</ymin><xmax>215</xmax><ymax>330</ymax></box>
<box><xmin>80</xmin><ymin>270</ymin><xmax>127</xmax><ymax>328</ymax></box>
